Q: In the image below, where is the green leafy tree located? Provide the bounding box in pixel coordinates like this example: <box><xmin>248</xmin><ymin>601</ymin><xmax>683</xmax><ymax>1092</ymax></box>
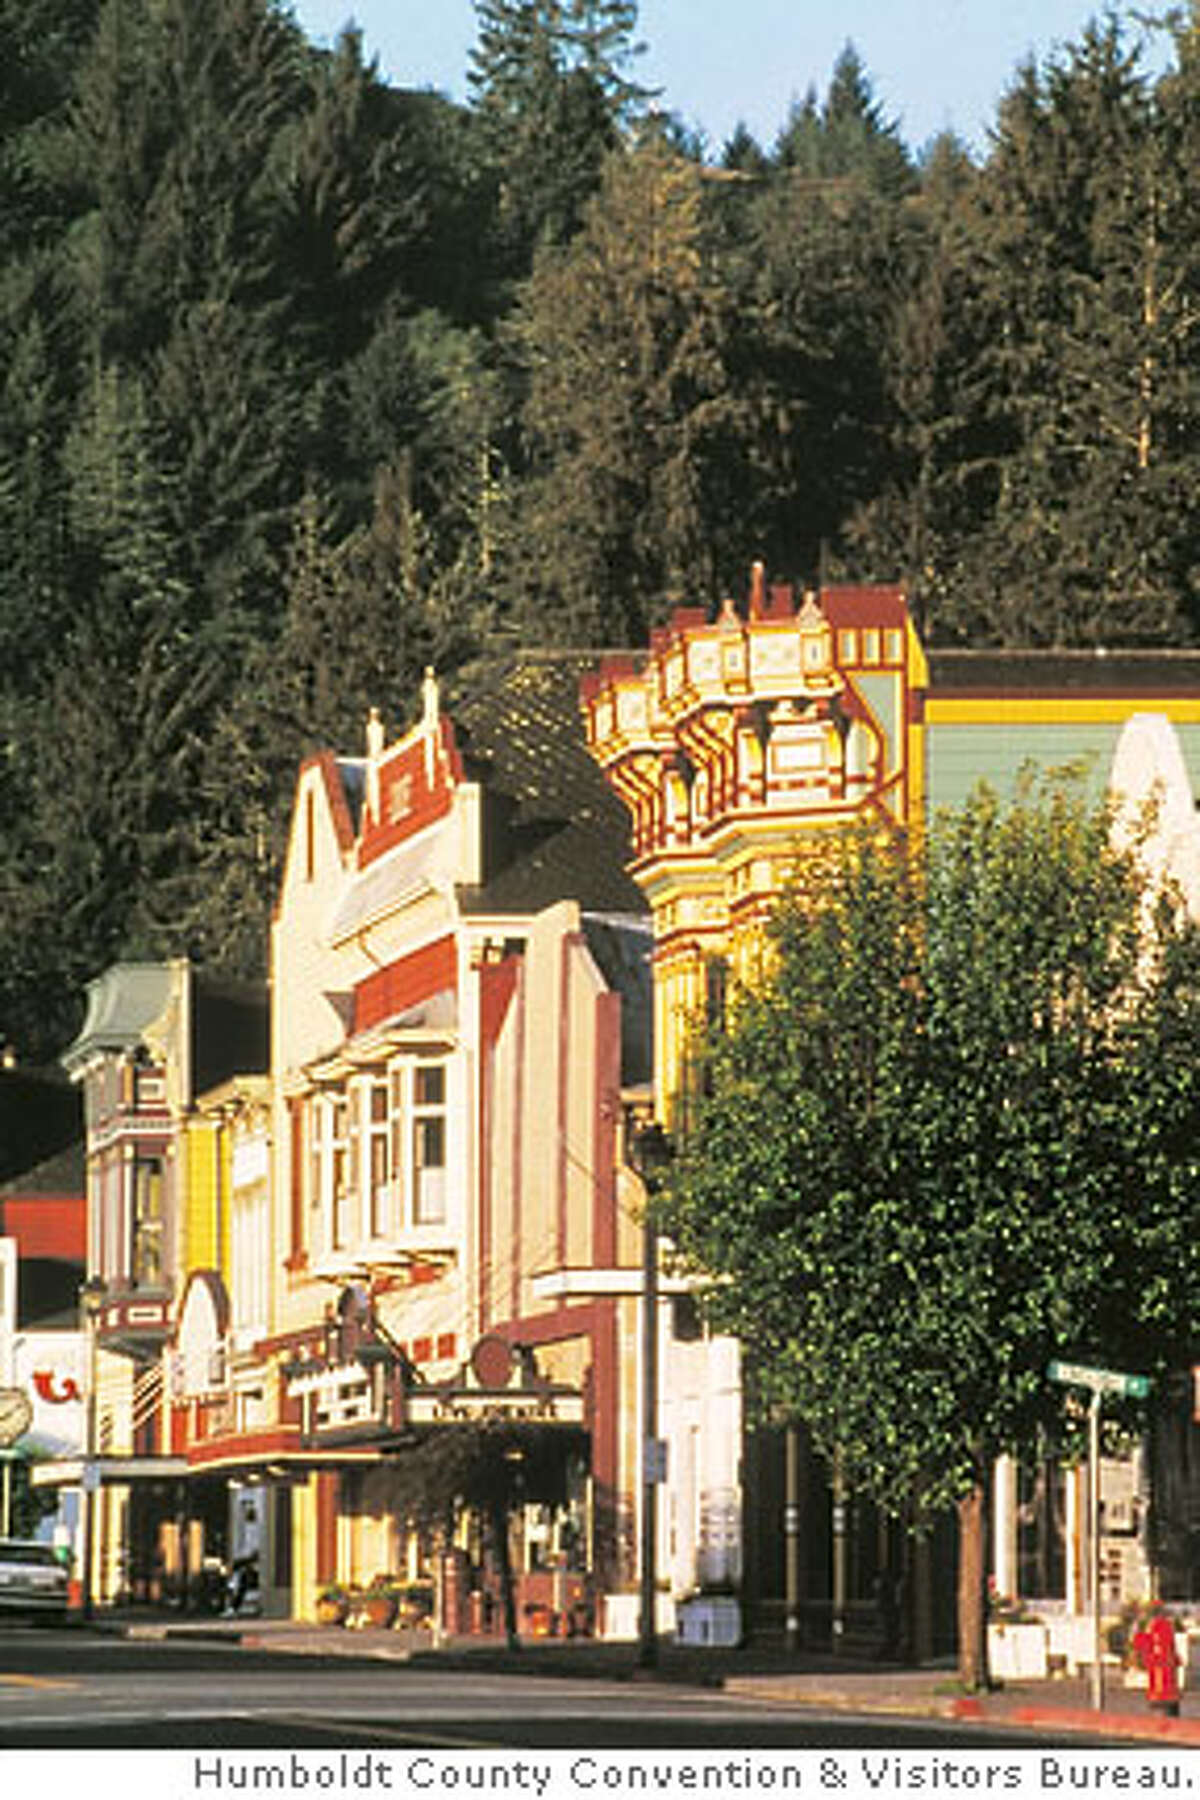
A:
<box><xmin>660</xmin><ymin>777</ymin><xmax>1200</xmax><ymax>1686</ymax></box>
<box><xmin>384</xmin><ymin>1418</ymin><xmax>583</xmax><ymax>1651</ymax></box>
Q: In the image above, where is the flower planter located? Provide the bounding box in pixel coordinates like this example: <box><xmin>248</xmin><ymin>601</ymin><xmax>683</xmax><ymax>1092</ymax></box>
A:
<box><xmin>363</xmin><ymin>1594</ymin><xmax>399</xmax><ymax>1630</ymax></box>
<box><xmin>675</xmin><ymin>1595</ymin><xmax>742</xmax><ymax>1649</ymax></box>
<box><xmin>987</xmin><ymin>1621</ymin><xmax>1048</xmax><ymax>1680</ymax></box>
<box><xmin>316</xmin><ymin>1595</ymin><xmax>348</xmax><ymax>1627</ymax></box>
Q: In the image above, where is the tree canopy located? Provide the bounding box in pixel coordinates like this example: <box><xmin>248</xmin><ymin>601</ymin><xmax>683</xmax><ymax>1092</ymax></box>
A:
<box><xmin>658</xmin><ymin>776</ymin><xmax>1200</xmax><ymax>1681</ymax></box>
<box><xmin>8</xmin><ymin>3</ymin><xmax>1200</xmax><ymax>1059</ymax></box>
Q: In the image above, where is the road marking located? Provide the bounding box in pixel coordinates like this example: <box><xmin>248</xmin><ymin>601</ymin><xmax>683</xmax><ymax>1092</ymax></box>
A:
<box><xmin>0</xmin><ymin>1674</ymin><xmax>77</xmax><ymax>1691</ymax></box>
<box><xmin>251</xmin><ymin>1712</ymin><xmax>502</xmax><ymax>1751</ymax></box>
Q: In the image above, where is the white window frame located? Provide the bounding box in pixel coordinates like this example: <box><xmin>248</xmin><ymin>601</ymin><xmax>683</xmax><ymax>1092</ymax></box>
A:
<box><xmin>411</xmin><ymin>1062</ymin><xmax>447</xmax><ymax>1227</ymax></box>
<box><xmin>309</xmin><ymin>1056</ymin><xmax>451</xmax><ymax>1253</ymax></box>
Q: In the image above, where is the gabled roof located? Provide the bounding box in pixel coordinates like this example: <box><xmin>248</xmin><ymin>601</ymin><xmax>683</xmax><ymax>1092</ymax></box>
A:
<box><xmin>448</xmin><ymin>654</ymin><xmax>647</xmax><ymax>919</ymax></box>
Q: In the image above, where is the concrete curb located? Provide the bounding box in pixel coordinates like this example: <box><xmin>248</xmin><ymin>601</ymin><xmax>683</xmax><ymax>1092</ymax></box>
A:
<box><xmin>85</xmin><ymin>1618</ymin><xmax>1200</xmax><ymax>1742</ymax></box>
<box><xmin>971</xmin><ymin>1700</ymin><xmax>1200</xmax><ymax>1746</ymax></box>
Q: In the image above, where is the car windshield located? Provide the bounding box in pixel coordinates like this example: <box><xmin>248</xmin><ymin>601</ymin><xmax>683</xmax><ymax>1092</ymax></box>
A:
<box><xmin>0</xmin><ymin>1543</ymin><xmax>60</xmax><ymax>1567</ymax></box>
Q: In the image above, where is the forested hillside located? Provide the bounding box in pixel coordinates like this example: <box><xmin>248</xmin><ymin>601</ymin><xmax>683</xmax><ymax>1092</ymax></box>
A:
<box><xmin>2</xmin><ymin>0</ymin><xmax>1198</xmax><ymax>1060</ymax></box>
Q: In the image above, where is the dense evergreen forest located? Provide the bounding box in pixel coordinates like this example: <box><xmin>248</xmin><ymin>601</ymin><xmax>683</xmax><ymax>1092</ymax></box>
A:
<box><xmin>3</xmin><ymin>0</ymin><xmax>1200</xmax><ymax>1063</ymax></box>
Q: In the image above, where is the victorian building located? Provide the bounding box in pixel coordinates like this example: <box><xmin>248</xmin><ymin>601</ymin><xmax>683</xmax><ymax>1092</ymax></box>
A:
<box><xmin>51</xmin><ymin>960</ymin><xmax>268</xmax><ymax>1608</ymax></box>
<box><xmin>582</xmin><ymin>570</ymin><xmax>1200</xmax><ymax>1649</ymax></box>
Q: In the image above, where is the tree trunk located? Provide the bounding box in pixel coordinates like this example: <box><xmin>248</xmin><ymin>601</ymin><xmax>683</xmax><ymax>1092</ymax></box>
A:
<box><xmin>956</xmin><ymin>1481</ymin><xmax>988</xmax><ymax>1690</ymax></box>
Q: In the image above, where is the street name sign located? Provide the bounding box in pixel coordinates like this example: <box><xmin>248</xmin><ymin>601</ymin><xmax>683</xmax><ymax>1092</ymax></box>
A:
<box><xmin>1047</xmin><ymin>1359</ymin><xmax>1150</xmax><ymax>1399</ymax></box>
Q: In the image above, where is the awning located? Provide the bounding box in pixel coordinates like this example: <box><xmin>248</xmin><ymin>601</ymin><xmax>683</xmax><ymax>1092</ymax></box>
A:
<box><xmin>31</xmin><ymin>1454</ymin><xmax>188</xmax><ymax>1490</ymax></box>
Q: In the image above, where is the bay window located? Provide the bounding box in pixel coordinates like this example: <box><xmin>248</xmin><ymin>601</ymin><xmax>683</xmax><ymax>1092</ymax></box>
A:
<box><xmin>368</xmin><ymin>1078</ymin><xmax>390</xmax><ymax>1238</ymax></box>
<box><xmin>309</xmin><ymin>1055</ymin><xmax>450</xmax><ymax>1251</ymax></box>
<box><xmin>130</xmin><ymin>1154</ymin><xmax>164</xmax><ymax>1286</ymax></box>
<box><xmin>412</xmin><ymin>1065</ymin><xmax>446</xmax><ymax>1225</ymax></box>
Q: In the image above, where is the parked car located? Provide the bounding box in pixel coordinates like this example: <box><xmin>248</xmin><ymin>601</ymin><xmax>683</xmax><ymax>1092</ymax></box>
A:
<box><xmin>0</xmin><ymin>1540</ymin><xmax>71</xmax><ymax>1623</ymax></box>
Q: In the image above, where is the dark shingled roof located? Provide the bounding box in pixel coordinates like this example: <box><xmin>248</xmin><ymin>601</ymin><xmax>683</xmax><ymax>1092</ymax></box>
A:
<box><xmin>0</xmin><ymin>1141</ymin><xmax>84</xmax><ymax>1199</ymax></box>
<box><xmin>929</xmin><ymin>648</ymin><xmax>1200</xmax><ymax>694</ymax></box>
<box><xmin>447</xmin><ymin>654</ymin><xmax>646</xmax><ymax>919</ymax></box>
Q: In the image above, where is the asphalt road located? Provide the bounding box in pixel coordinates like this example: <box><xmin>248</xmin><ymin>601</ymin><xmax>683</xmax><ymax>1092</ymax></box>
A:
<box><xmin>0</xmin><ymin>1626</ymin><xmax>1140</xmax><ymax>1751</ymax></box>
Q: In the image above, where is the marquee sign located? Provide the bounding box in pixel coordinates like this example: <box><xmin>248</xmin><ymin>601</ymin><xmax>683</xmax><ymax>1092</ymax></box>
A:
<box><xmin>284</xmin><ymin>1326</ymin><xmax>586</xmax><ymax>1442</ymax></box>
<box><xmin>406</xmin><ymin>1388</ymin><xmax>584</xmax><ymax>1428</ymax></box>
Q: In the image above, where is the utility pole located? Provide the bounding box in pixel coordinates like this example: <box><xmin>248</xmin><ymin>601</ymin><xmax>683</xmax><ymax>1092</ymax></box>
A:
<box><xmin>79</xmin><ymin>1277</ymin><xmax>108</xmax><ymax>1622</ymax></box>
<box><xmin>630</xmin><ymin>1120</ymin><xmax>672</xmax><ymax>1672</ymax></box>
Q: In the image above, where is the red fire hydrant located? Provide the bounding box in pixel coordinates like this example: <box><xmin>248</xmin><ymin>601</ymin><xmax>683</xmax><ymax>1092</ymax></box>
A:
<box><xmin>1134</xmin><ymin>1603</ymin><xmax>1182</xmax><ymax>1718</ymax></box>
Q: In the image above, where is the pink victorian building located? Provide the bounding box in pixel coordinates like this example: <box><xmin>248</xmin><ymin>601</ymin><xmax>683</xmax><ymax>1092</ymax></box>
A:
<box><xmin>261</xmin><ymin>658</ymin><xmax>659</xmax><ymax>1628</ymax></box>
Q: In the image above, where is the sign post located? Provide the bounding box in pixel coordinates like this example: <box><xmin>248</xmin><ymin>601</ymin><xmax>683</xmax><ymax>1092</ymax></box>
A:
<box><xmin>1048</xmin><ymin>1361</ymin><xmax>1151</xmax><ymax>1712</ymax></box>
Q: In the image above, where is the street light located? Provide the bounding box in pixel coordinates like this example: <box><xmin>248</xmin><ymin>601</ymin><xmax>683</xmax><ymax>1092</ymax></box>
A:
<box><xmin>78</xmin><ymin>1276</ymin><xmax>107</xmax><ymax>1622</ymax></box>
<box><xmin>628</xmin><ymin>1120</ymin><xmax>672</xmax><ymax>1672</ymax></box>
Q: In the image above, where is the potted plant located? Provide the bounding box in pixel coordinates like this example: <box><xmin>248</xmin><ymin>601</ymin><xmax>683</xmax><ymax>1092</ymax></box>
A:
<box><xmin>363</xmin><ymin>1575</ymin><xmax>401</xmax><ymax>1629</ymax></box>
<box><xmin>315</xmin><ymin>1583</ymin><xmax>349</xmax><ymax>1627</ymax></box>
<box><xmin>397</xmin><ymin>1581</ymin><xmax>435</xmax><ymax>1630</ymax></box>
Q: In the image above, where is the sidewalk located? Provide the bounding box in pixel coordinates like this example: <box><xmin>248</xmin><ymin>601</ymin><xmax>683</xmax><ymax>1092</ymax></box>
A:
<box><xmin>97</xmin><ymin>1610</ymin><xmax>1200</xmax><ymax>1746</ymax></box>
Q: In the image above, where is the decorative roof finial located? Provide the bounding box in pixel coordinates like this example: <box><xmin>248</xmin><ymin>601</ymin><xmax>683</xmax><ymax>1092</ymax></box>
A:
<box><xmin>365</xmin><ymin>707</ymin><xmax>384</xmax><ymax>821</ymax></box>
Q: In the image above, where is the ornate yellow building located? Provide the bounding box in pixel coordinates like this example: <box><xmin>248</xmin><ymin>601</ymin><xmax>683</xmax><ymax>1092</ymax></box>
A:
<box><xmin>581</xmin><ymin>569</ymin><xmax>926</xmax><ymax>1115</ymax></box>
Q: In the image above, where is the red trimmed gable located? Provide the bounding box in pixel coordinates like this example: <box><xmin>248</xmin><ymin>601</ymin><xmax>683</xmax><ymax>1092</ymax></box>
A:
<box><xmin>358</xmin><ymin>719</ymin><xmax>464</xmax><ymax>870</ymax></box>
<box><xmin>304</xmin><ymin>751</ymin><xmax>359</xmax><ymax>854</ymax></box>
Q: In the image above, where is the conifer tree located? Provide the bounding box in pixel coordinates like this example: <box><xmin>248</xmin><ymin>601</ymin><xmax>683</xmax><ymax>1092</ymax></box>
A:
<box><xmin>506</xmin><ymin>127</ymin><xmax>732</xmax><ymax>643</ymax></box>
<box><xmin>468</xmin><ymin>0</ymin><xmax>649</xmax><ymax>265</ymax></box>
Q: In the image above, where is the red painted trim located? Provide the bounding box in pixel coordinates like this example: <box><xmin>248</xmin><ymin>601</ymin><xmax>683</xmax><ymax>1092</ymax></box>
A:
<box><xmin>358</xmin><ymin>720</ymin><xmax>465</xmax><ymax>869</ymax></box>
<box><xmin>480</xmin><ymin>957</ymin><xmax>520</xmax><ymax>1051</ymax></box>
<box><xmin>510</xmin><ymin>964</ymin><xmax>526</xmax><ymax>1325</ymax></box>
<box><xmin>479</xmin><ymin>1008</ymin><xmax>492</xmax><ymax>1335</ymax></box>
<box><xmin>822</xmin><ymin>585</ymin><xmax>909</xmax><ymax>628</ymax></box>
<box><xmin>557</xmin><ymin>936</ymin><xmax>572</xmax><ymax>1271</ymax></box>
<box><xmin>177</xmin><ymin>1269</ymin><xmax>231</xmax><ymax>1337</ymax></box>
<box><xmin>590</xmin><ymin>1297</ymin><xmax>619</xmax><ymax>1532</ymax></box>
<box><xmin>593</xmin><ymin>993</ymin><xmax>621</xmax><ymax>1270</ymax></box>
<box><xmin>316</xmin><ymin>1470</ymin><xmax>338</xmax><ymax>1585</ymax></box>
<box><xmin>354</xmin><ymin>935</ymin><xmax>457</xmax><ymax>1034</ymax></box>
<box><xmin>302</xmin><ymin>752</ymin><xmax>358</xmax><ymax>854</ymax></box>
<box><xmin>490</xmin><ymin>1302</ymin><xmax>599</xmax><ymax>1347</ymax></box>
<box><xmin>0</xmin><ymin>1196</ymin><xmax>85</xmax><ymax>1260</ymax></box>
<box><xmin>187</xmin><ymin>1427</ymin><xmax>305</xmax><ymax>1468</ymax></box>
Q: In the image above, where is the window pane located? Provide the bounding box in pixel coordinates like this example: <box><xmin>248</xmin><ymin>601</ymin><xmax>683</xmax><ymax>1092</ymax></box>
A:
<box><xmin>414</xmin><ymin>1115</ymin><xmax>445</xmax><ymax>1225</ymax></box>
<box><xmin>370</xmin><ymin>1132</ymin><xmax>389</xmax><ymax>1237</ymax></box>
<box><xmin>415</xmin><ymin>1065</ymin><xmax>444</xmax><ymax>1107</ymax></box>
<box><xmin>132</xmin><ymin>1157</ymin><xmax>164</xmax><ymax>1285</ymax></box>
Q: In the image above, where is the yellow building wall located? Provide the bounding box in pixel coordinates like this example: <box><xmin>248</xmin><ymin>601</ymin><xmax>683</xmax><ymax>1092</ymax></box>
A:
<box><xmin>293</xmin><ymin>1479</ymin><xmax>318</xmax><ymax>1621</ymax></box>
<box><xmin>181</xmin><ymin>1119</ymin><xmax>219</xmax><ymax>1277</ymax></box>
